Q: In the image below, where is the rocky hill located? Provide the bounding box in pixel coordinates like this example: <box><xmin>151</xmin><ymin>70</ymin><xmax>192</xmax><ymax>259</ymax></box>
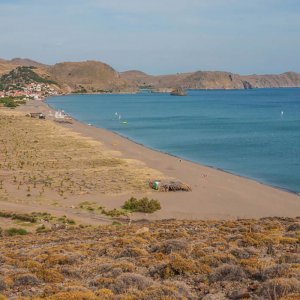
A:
<box><xmin>0</xmin><ymin>59</ymin><xmax>135</xmax><ymax>93</ymax></box>
<box><xmin>121</xmin><ymin>70</ymin><xmax>300</xmax><ymax>90</ymax></box>
<box><xmin>0</xmin><ymin>66</ymin><xmax>56</xmax><ymax>91</ymax></box>
<box><xmin>1</xmin><ymin>57</ymin><xmax>300</xmax><ymax>93</ymax></box>
<box><xmin>49</xmin><ymin>61</ymin><xmax>135</xmax><ymax>93</ymax></box>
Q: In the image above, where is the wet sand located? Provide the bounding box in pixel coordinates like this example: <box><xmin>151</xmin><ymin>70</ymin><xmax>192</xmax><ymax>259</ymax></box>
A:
<box><xmin>16</xmin><ymin>99</ymin><xmax>300</xmax><ymax>220</ymax></box>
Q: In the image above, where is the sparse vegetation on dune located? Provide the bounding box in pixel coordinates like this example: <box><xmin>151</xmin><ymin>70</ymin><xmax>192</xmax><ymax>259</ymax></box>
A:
<box><xmin>0</xmin><ymin>217</ymin><xmax>299</xmax><ymax>299</ymax></box>
<box><xmin>0</xmin><ymin>111</ymin><xmax>163</xmax><ymax>204</ymax></box>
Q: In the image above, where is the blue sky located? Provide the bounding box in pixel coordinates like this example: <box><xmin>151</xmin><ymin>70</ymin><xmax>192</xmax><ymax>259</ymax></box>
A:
<box><xmin>0</xmin><ymin>0</ymin><xmax>300</xmax><ymax>74</ymax></box>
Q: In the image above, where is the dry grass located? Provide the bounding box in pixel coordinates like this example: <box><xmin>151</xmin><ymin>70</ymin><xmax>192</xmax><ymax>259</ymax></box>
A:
<box><xmin>0</xmin><ymin>110</ymin><xmax>162</xmax><ymax>204</ymax></box>
<box><xmin>0</xmin><ymin>217</ymin><xmax>299</xmax><ymax>299</ymax></box>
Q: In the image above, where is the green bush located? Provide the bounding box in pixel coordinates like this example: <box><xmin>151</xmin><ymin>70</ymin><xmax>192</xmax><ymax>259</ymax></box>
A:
<box><xmin>0</xmin><ymin>211</ymin><xmax>37</xmax><ymax>223</ymax></box>
<box><xmin>0</xmin><ymin>98</ymin><xmax>18</xmax><ymax>108</ymax></box>
<box><xmin>5</xmin><ymin>227</ymin><xmax>28</xmax><ymax>236</ymax></box>
<box><xmin>101</xmin><ymin>208</ymin><xmax>128</xmax><ymax>217</ymax></box>
<box><xmin>122</xmin><ymin>197</ymin><xmax>161</xmax><ymax>213</ymax></box>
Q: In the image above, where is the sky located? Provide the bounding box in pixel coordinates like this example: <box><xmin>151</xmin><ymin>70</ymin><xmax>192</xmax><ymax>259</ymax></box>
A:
<box><xmin>0</xmin><ymin>0</ymin><xmax>300</xmax><ymax>75</ymax></box>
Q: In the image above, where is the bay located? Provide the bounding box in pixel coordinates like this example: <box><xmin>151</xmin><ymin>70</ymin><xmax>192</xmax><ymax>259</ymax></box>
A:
<box><xmin>47</xmin><ymin>88</ymin><xmax>300</xmax><ymax>194</ymax></box>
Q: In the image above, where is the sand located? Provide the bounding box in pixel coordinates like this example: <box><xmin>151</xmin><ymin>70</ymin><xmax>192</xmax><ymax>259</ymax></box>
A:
<box><xmin>4</xmin><ymin>99</ymin><xmax>300</xmax><ymax>222</ymax></box>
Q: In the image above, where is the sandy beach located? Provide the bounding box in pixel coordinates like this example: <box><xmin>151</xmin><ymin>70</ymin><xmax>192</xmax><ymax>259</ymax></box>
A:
<box><xmin>1</xmin><ymin>98</ymin><xmax>293</xmax><ymax>223</ymax></box>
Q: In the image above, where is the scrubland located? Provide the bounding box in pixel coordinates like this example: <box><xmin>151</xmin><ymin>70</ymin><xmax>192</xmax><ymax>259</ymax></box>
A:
<box><xmin>0</xmin><ymin>217</ymin><xmax>299</xmax><ymax>299</ymax></box>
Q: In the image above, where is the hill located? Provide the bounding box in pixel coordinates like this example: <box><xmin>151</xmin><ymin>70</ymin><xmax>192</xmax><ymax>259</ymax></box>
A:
<box><xmin>48</xmin><ymin>61</ymin><xmax>135</xmax><ymax>93</ymax></box>
<box><xmin>0</xmin><ymin>66</ymin><xmax>56</xmax><ymax>91</ymax></box>
<box><xmin>0</xmin><ymin>58</ymin><xmax>48</xmax><ymax>77</ymax></box>
<box><xmin>0</xmin><ymin>59</ymin><xmax>135</xmax><ymax>94</ymax></box>
<box><xmin>121</xmin><ymin>70</ymin><xmax>300</xmax><ymax>90</ymax></box>
<box><xmin>9</xmin><ymin>58</ymin><xmax>48</xmax><ymax>68</ymax></box>
<box><xmin>1</xmin><ymin>57</ymin><xmax>300</xmax><ymax>93</ymax></box>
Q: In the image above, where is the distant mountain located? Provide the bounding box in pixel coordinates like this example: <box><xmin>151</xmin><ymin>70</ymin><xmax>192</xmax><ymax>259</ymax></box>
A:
<box><xmin>0</xmin><ymin>58</ymin><xmax>48</xmax><ymax>79</ymax></box>
<box><xmin>121</xmin><ymin>70</ymin><xmax>300</xmax><ymax>90</ymax></box>
<box><xmin>9</xmin><ymin>58</ymin><xmax>48</xmax><ymax>68</ymax></box>
<box><xmin>1</xmin><ymin>57</ymin><xmax>300</xmax><ymax>93</ymax></box>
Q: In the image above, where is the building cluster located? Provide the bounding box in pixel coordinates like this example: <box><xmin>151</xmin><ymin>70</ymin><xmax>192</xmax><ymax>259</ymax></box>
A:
<box><xmin>0</xmin><ymin>83</ymin><xmax>59</xmax><ymax>100</ymax></box>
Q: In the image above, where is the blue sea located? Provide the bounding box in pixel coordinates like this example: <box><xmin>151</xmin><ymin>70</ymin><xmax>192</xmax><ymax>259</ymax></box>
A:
<box><xmin>47</xmin><ymin>89</ymin><xmax>300</xmax><ymax>194</ymax></box>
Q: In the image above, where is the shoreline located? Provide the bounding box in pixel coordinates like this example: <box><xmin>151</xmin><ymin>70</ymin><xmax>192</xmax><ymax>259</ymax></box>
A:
<box><xmin>45</xmin><ymin>94</ymin><xmax>300</xmax><ymax>197</ymax></box>
<box><xmin>15</xmin><ymin>99</ymin><xmax>300</xmax><ymax>220</ymax></box>
<box><xmin>94</xmin><ymin>128</ymin><xmax>300</xmax><ymax>197</ymax></box>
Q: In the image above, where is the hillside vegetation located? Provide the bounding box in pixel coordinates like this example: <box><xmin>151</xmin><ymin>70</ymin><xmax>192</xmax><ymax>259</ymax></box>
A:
<box><xmin>0</xmin><ymin>217</ymin><xmax>299</xmax><ymax>299</ymax></box>
<box><xmin>0</xmin><ymin>66</ymin><xmax>56</xmax><ymax>91</ymax></box>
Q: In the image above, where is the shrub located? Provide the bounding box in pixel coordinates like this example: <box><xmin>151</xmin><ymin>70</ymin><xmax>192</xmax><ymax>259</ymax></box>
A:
<box><xmin>259</xmin><ymin>278</ymin><xmax>300</xmax><ymax>299</ymax></box>
<box><xmin>122</xmin><ymin>197</ymin><xmax>161</xmax><ymax>213</ymax></box>
<box><xmin>112</xmin><ymin>273</ymin><xmax>153</xmax><ymax>293</ymax></box>
<box><xmin>209</xmin><ymin>264</ymin><xmax>246</xmax><ymax>282</ymax></box>
<box><xmin>11</xmin><ymin>213</ymin><xmax>37</xmax><ymax>223</ymax></box>
<box><xmin>0</xmin><ymin>212</ymin><xmax>13</xmax><ymax>218</ymax></box>
<box><xmin>46</xmin><ymin>291</ymin><xmax>97</xmax><ymax>300</ymax></box>
<box><xmin>57</xmin><ymin>216</ymin><xmax>76</xmax><ymax>225</ymax></box>
<box><xmin>150</xmin><ymin>254</ymin><xmax>199</xmax><ymax>279</ymax></box>
<box><xmin>5</xmin><ymin>227</ymin><xmax>28</xmax><ymax>236</ymax></box>
<box><xmin>14</xmin><ymin>274</ymin><xmax>40</xmax><ymax>286</ymax></box>
<box><xmin>144</xmin><ymin>282</ymin><xmax>196</xmax><ymax>300</ymax></box>
<box><xmin>279</xmin><ymin>254</ymin><xmax>300</xmax><ymax>264</ymax></box>
<box><xmin>163</xmin><ymin>280</ymin><xmax>197</xmax><ymax>299</ymax></box>
<box><xmin>95</xmin><ymin>288</ymin><xmax>114</xmax><ymax>299</ymax></box>
<box><xmin>0</xmin><ymin>278</ymin><xmax>6</xmax><ymax>292</ymax></box>
<box><xmin>0</xmin><ymin>98</ymin><xmax>17</xmax><ymax>108</ymax></box>
<box><xmin>151</xmin><ymin>239</ymin><xmax>189</xmax><ymax>254</ymax></box>
<box><xmin>35</xmin><ymin>268</ymin><xmax>64</xmax><ymax>283</ymax></box>
<box><xmin>101</xmin><ymin>208</ymin><xmax>128</xmax><ymax>217</ymax></box>
<box><xmin>117</xmin><ymin>247</ymin><xmax>148</xmax><ymax>258</ymax></box>
<box><xmin>286</xmin><ymin>223</ymin><xmax>300</xmax><ymax>231</ymax></box>
<box><xmin>260</xmin><ymin>264</ymin><xmax>290</xmax><ymax>280</ymax></box>
<box><xmin>230</xmin><ymin>247</ymin><xmax>252</xmax><ymax>259</ymax></box>
<box><xmin>167</xmin><ymin>254</ymin><xmax>198</xmax><ymax>276</ymax></box>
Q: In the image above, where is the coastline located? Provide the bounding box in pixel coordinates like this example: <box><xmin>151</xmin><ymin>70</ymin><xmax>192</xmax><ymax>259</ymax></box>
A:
<box><xmin>45</xmin><ymin>92</ymin><xmax>300</xmax><ymax>196</ymax></box>
<box><xmin>15</xmin><ymin>99</ymin><xmax>300</xmax><ymax>220</ymax></box>
<box><xmin>91</xmin><ymin>128</ymin><xmax>300</xmax><ymax>197</ymax></box>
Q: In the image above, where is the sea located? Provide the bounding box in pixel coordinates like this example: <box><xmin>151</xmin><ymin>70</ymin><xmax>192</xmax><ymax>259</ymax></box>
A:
<box><xmin>47</xmin><ymin>88</ymin><xmax>300</xmax><ymax>194</ymax></box>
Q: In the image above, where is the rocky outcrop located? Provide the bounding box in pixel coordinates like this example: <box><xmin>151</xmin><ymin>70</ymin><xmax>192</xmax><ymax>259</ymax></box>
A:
<box><xmin>170</xmin><ymin>87</ymin><xmax>187</xmax><ymax>96</ymax></box>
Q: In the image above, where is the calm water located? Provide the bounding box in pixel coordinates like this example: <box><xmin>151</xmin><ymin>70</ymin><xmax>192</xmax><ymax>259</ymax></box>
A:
<box><xmin>47</xmin><ymin>89</ymin><xmax>300</xmax><ymax>194</ymax></box>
